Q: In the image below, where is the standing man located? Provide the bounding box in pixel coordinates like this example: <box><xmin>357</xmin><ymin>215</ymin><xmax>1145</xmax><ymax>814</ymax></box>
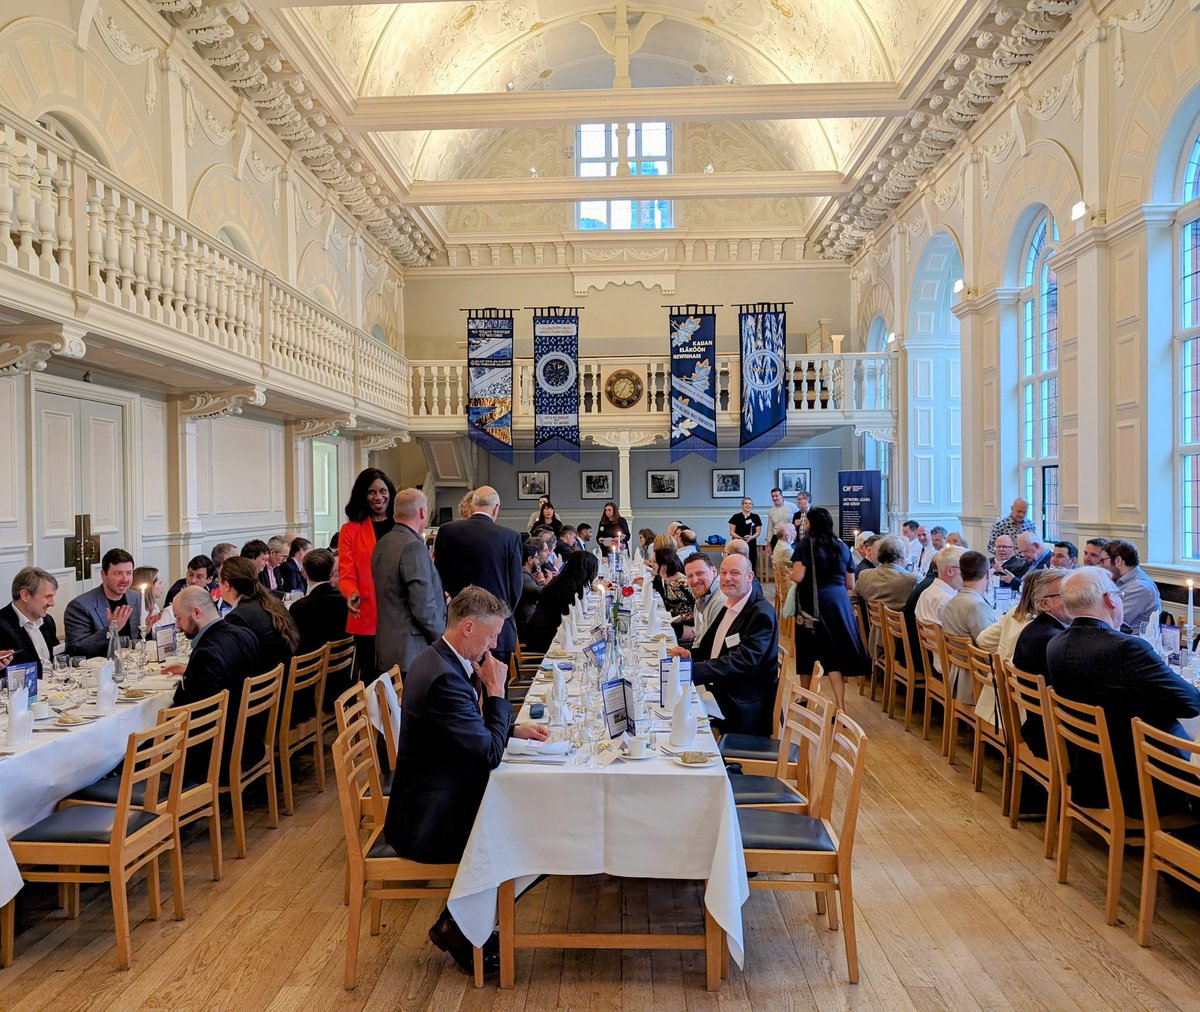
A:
<box><xmin>64</xmin><ymin>548</ymin><xmax>150</xmax><ymax>657</ymax></box>
<box><xmin>911</xmin><ymin>525</ymin><xmax>935</xmax><ymax>579</ymax></box>
<box><xmin>0</xmin><ymin>568</ymin><xmax>60</xmax><ymax>679</ymax></box>
<box><xmin>766</xmin><ymin>488</ymin><xmax>791</xmax><ymax>555</ymax></box>
<box><xmin>434</xmin><ymin>486</ymin><xmax>524</xmax><ymax>662</ymax></box>
<box><xmin>986</xmin><ymin>497</ymin><xmax>1037</xmax><ymax>554</ymax></box>
<box><xmin>792</xmin><ymin>491</ymin><xmax>812</xmax><ymax>534</ymax></box>
<box><xmin>383</xmin><ymin>588</ymin><xmax>547</xmax><ymax>975</ymax></box>
<box><xmin>375</xmin><ymin>488</ymin><xmax>447</xmax><ymax>680</ymax></box>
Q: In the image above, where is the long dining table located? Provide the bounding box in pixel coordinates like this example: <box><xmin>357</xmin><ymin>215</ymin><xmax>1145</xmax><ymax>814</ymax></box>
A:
<box><xmin>446</xmin><ymin>595</ymin><xmax>749</xmax><ymax>991</ymax></box>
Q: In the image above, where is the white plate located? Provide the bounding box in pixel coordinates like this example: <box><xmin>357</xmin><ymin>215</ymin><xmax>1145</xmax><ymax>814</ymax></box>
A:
<box><xmin>671</xmin><ymin>754</ymin><xmax>719</xmax><ymax>769</ymax></box>
<box><xmin>619</xmin><ymin>750</ymin><xmax>657</xmax><ymax>761</ymax></box>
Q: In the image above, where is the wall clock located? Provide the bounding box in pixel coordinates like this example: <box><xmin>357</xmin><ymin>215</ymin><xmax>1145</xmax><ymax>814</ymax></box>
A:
<box><xmin>604</xmin><ymin>368</ymin><xmax>644</xmax><ymax>409</ymax></box>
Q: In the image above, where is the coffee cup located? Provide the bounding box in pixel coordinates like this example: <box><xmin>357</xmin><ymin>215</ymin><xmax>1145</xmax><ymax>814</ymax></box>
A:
<box><xmin>626</xmin><ymin>734</ymin><xmax>649</xmax><ymax>758</ymax></box>
<box><xmin>31</xmin><ymin>699</ymin><xmax>51</xmax><ymax>719</ymax></box>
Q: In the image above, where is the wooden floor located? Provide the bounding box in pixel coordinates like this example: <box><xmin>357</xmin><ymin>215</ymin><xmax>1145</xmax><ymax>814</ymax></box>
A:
<box><xmin>4</xmin><ymin>689</ymin><xmax>1200</xmax><ymax>1011</ymax></box>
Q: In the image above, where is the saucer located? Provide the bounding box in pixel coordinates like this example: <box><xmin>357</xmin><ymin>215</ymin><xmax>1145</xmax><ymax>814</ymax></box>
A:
<box><xmin>619</xmin><ymin>750</ymin><xmax>656</xmax><ymax>761</ymax></box>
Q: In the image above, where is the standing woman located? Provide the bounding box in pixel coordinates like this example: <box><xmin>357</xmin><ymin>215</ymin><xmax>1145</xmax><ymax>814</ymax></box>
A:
<box><xmin>338</xmin><ymin>467</ymin><xmax>396</xmax><ymax>679</ymax></box>
<box><xmin>729</xmin><ymin>498</ymin><xmax>763</xmax><ymax>571</ymax></box>
<box><xmin>597</xmin><ymin>501</ymin><xmax>630</xmax><ymax>555</ymax></box>
<box><xmin>530</xmin><ymin>500</ymin><xmax>564</xmax><ymax>538</ymax></box>
<box><xmin>791</xmin><ymin>506</ymin><xmax>867</xmax><ymax>713</ymax></box>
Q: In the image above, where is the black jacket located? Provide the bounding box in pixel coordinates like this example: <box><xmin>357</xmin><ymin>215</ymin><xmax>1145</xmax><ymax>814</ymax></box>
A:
<box><xmin>383</xmin><ymin>639</ymin><xmax>513</xmax><ymax>863</ymax></box>
<box><xmin>1010</xmin><ymin>611</ymin><xmax>1066</xmax><ymax>758</ymax></box>
<box><xmin>434</xmin><ymin>515</ymin><xmax>523</xmax><ymax>653</ymax></box>
<box><xmin>0</xmin><ymin>604</ymin><xmax>58</xmax><ymax>680</ymax></box>
<box><xmin>277</xmin><ymin>557</ymin><xmax>306</xmax><ymax>594</ymax></box>
<box><xmin>225</xmin><ymin>598</ymin><xmax>296</xmax><ymax>677</ymax></box>
<box><xmin>290</xmin><ymin>583</ymin><xmax>350</xmax><ymax>658</ymax></box>
<box><xmin>690</xmin><ymin>586</ymin><xmax>779</xmax><ymax>737</ymax></box>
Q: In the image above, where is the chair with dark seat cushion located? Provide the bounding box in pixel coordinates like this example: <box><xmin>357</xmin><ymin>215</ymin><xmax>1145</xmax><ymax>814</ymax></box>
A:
<box><xmin>719</xmin><ymin>734</ymin><xmax>800</xmax><ymax>765</ymax></box>
<box><xmin>280</xmin><ymin>644</ymin><xmax>331</xmax><ymax>816</ymax></box>
<box><xmin>731</xmin><ymin>686</ymin><xmax>832</xmax><ymax>813</ymax></box>
<box><xmin>741</xmin><ymin>711</ymin><xmax>868</xmax><ymax>984</ymax></box>
<box><xmin>219</xmin><ymin>665</ymin><xmax>283</xmax><ymax>859</ymax></box>
<box><xmin>66</xmin><ymin>773</ymin><xmax>201</xmax><ymax>806</ymax></box>
<box><xmin>0</xmin><ymin>713</ymin><xmax>189</xmax><ymax>969</ymax></box>
<box><xmin>718</xmin><ymin>668</ymin><xmax>811</xmax><ymax>776</ymax></box>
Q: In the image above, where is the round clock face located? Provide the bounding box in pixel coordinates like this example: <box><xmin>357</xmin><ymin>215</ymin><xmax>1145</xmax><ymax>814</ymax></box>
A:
<box><xmin>605</xmin><ymin>369</ymin><xmax>644</xmax><ymax>409</ymax></box>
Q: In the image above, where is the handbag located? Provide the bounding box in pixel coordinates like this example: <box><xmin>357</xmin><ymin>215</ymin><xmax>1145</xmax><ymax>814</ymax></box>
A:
<box><xmin>795</xmin><ymin>539</ymin><xmax>820</xmax><ymax>631</ymax></box>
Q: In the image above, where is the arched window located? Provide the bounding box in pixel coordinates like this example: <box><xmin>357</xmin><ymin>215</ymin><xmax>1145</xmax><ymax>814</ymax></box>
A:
<box><xmin>1017</xmin><ymin>210</ymin><xmax>1060</xmax><ymax>539</ymax></box>
<box><xmin>1176</xmin><ymin>128</ymin><xmax>1200</xmax><ymax>558</ymax></box>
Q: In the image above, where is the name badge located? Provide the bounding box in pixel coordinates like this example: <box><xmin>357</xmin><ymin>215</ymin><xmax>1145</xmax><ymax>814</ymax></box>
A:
<box><xmin>725</xmin><ymin>633</ymin><xmax>741</xmax><ymax>648</ymax></box>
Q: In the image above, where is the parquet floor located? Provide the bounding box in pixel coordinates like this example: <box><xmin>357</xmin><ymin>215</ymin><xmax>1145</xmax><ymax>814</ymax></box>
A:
<box><xmin>3</xmin><ymin>685</ymin><xmax>1200</xmax><ymax>1011</ymax></box>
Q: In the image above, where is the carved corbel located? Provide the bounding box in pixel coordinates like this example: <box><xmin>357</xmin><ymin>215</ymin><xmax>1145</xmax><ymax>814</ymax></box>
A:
<box><xmin>585</xmin><ymin>430</ymin><xmax>664</xmax><ymax>451</ymax></box>
<box><xmin>180</xmin><ymin>385</ymin><xmax>266</xmax><ymax>420</ymax></box>
<box><xmin>296</xmin><ymin>414</ymin><xmax>357</xmax><ymax>439</ymax></box>
<box><xmin>360</xmin><ymin>431</ymin><xmax>410</xmax><ymax>452</ymax></box>
<box><xmin>0</xmin><ymin>324</ymin><xmax>87</xmax><ymax>375</ymax></box>
<box><xmin>854</xmin><ymin>424</ymin><xmax>897</xmax><ymax>444</ymax></box>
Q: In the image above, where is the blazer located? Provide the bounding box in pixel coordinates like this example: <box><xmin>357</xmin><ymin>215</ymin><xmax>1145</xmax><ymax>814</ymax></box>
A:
<box><xmin>225</xmin><ymin>597</ymin><xmax>296</xmax><ymax>677</ymax></box>
<box><xmin>1010</xmin><ymin>611</ymin><xmax>1066</xmax><ymax>759</ymax></box>
<box><xmin>903</xmin><ymin>572</ymin><xmax>937</xmax><ymax>673</ymax></box>
<box><xmin>852</xmin><ymin>564</ymin><xmax>916</xmax><ymax>661</ymax></box>
<box><xmin>691</xmin><ymin>585</ymin><xmax>779</xmax><ymax>737</ymax></box>
<box><xmin>338</xmin><ymin>517</ymin><xmax>387</xmax><ymax>636</ymax></box>
<box><xmin>433</xmin><ymin>514</ymin><xmax>524</xmax><ymax>654</ymax></box>
<box><xmin>64</xmin><ymin>585</ymin><xmax>144</xmax><ymax>658</ymax></box>
<box><xmin>1046</xmin><ymin>617</ymin><xmax>1200</xmax><ymax>815</ymax></box>
<box><xmin>277</xmin><ymin>557</ymin><xmax>307</xmax><ymax>595</ymax></box>
<box><xmin>290</xmin><ymin>582</ymin><xmax>350</xmax><ymax>658</ymax></box>
<box><xmin>373</xmin><ymin>523</ymin><xmax>447</xmax><ymax>676</ymax></box>
<box><xmin>0</xmin><ymin>603</ymin><xmax>58</xmax><ymax>679</ymax></box>
<box><xmin>171</xmin><ymin>620</ymin><xmax>262</xmax><ymax>782</ymax></box>
<box><xmin>383</xmin><ymin>639</ymin><xmax>514</xmax><ymax>863</ymax></box>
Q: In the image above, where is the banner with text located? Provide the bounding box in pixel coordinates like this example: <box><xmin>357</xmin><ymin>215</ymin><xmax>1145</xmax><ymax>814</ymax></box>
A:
<box><xmin>466</xmin><ymin>312</ymin><xmax>514</xmax><ymax>463</ymax></box>
<box><xmin>837</xmin><ymin>470</ymin><xmax>882</xmax><ymax>543</ymax></box>
<box><xmin>738</xmin><ymin>305</ymin><xmax>788</xmax><ymax>459</ymax></box>
<box><xmin>533</xmin><ymin>312</ymin><xmax>580</xmax><ymax>462</ymax></box>
<box><xmin>669</xmin><ymin>312</ymin><xmax>718</xmax><ymax>461</ymax></box>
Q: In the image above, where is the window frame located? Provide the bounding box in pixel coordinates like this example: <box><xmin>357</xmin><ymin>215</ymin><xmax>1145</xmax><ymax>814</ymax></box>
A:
<box><xmin>1173</xmin><ymin>125</ymin><xmax>1200</xmax><ymax>561</ymax></box>
<box><xmin>575</xmin><ymin>121</ymin><xmax>673</xmax><ymax>231</ymax></box>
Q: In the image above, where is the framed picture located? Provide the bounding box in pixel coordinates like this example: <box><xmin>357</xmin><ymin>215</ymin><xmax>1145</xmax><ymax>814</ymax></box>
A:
<box><xmin>711</xmin><ymin>468</ymin><xmax>745</xmax><ymax>498</ymax></box>
<box><xmin>777</xmin><ymin>468</ymin><xmax>811</xmax><ymax>497</ymax></box>
<box><xmin>646</xmin><ymin>469</ymin><xmax>679</xmax><ymax>500</ymax></box>
<box><xmin>581</xmin><ymin>470</ymin><xmax>613</xmax><ymax>500</ymax></box>
<box><xmin>517</xmin><ymin>471</ymin><xmax>550</xmax><ymax>500</ymax></box>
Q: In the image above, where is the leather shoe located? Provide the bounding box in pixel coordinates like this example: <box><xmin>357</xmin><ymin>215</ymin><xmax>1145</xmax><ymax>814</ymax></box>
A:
<box><xmin>428</xmin><ymin>912</ymin><xmax>500</xmax><ymax>976</ymax></box>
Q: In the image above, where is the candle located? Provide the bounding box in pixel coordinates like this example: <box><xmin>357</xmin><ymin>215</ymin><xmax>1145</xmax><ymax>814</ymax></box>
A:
<box><xmin>139</xmin><ymin>582</ymin><xmax>150</xmax><ymax>618</ymax></box>
<box><xmin>1189</xmin><ymin>580</ymin><xmax>1195</xmax><ymax>648</ymax></box>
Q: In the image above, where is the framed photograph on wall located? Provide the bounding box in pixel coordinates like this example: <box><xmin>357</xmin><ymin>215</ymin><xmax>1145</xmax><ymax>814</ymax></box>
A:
<box><xmin>581</xmin><ymin>470</ymin><xmax>614</xmax><ymax>500</ymax></box>
<box><xmin>777</xmin><ymin>468</ymin><xmax>811</xmax><ymax>497</ymax></box>
<box><xmin>517</xmin><ymin>471</ymin><xmax>550</xmax><ymax>500</ymax></box>
<box><xmin>711</xmin><ymin>468</ymin><xmax>746</xmax><ymax>498</ymax></box>
<box><xmin>646</xmin><ymin>469</ymin><xmax>679</xmax><ymax>499</ymax></box>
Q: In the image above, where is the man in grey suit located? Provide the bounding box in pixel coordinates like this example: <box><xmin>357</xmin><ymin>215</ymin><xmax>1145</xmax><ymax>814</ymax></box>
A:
<box><xmin>64</xmin><ymin>548</ymin><xmax>152</xmax><ymax>657</ymax></box>
<box><xmin>941</xmin><ymin>550</ymin><xmax>998</xmax><ymax>704</ymax></box>
<box><xmin>374</xmin><ymin>488</ymin><xmax>447</xmax><ymax>679</ymax></box>
<box><xmin>851</xmin><ymin>534</ymin><xmax>916</xmax><ymax>663</ymax></box>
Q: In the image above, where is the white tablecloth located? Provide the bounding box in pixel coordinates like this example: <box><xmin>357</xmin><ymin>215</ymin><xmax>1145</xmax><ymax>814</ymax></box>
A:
<box><xmin>447</xmin><ymin>601</ymin><xmax>749</xmax><ymax>967</ymax></box>
<box><xmin>0</xmin><ymin>685</ymin><xmax>174</xmax><ymax>905</ymax></box>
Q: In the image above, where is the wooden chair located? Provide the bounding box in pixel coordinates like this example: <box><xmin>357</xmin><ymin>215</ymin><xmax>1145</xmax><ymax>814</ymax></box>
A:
<box><xmin>882</xmin><ymin>605</ymin><xmax>923</xmax><ymax>731</ymax></box>
<box><xmin>220</xmin><ymin>663</ymin><xmax>283</xmax><ymax>859</ymax></box>
<box><xmin>320</xmin><ymin>635</ymin><xmax>357</xmax><ymax>739</ymax></box>
<box><xmin>1</xmin><ymin>714</ymin><xmax>189</xmax><ymax>969</ymax></box>
<box><xmin>738</xmin><ymin>712</ymin><xmax>869</xmax><ymax>983</ymax></box>
<box><xmin>853</xmin><ymin>599</ymin><xmax>871</xmax><ymax>696</ymax></box>
<box><xmin>331</xmin><ymin>723</ymin><xmax>482</xmax><ymax>990</ymax></box>
<box><xmin>335</xmin><ymin>681</ymin><xmax>371</xmax><ymax>736</ymax></box>
<box><xmin>1001</xmin><ymin>662</ymin><xmax>1059</xmax><ymax>857</ymax></box>
<box><xmin>968</xmin><ymin>646</ymin><xmax>1012</xmax><ymax>804</ymax></box>
<box><xmin>373</xmin><ymin>666</ymin><xmax>403</xmax><ymax>772</ymax></box>
<box><xmin>862</xmin><ymin>600</ymin><xmax>888</xmax><ymax>702</ymax></box>
<box><xmin>279</xmin><ymin>643</ymin><xmax>331</xmax><ymax>816</ymax></box>
<box><xmin>718</xmin><ymin>662</ymin><xmax>818</xmax><ymax>776</ymax></box>
<box><xmin>917</xmin><ymin>621</ymin><xmax>953</xmax><ymax>755</ymax></box>
<box><xmin>65</xmin><ymin>690</ymin><xmax>229</xmax><ymax>881</ymax></box>
<box><xmin>941</xmin><ymin>633</ymin><xmax>983</xmax><ymax>774</ymax></box>
<box><xmin>1132</xmin><ymin>719</ymin><xmax>1200</xmax><ymax>946</ymax></box>
<box><xmin>731</xmin><ymin>686</ymin><xmax>834</xmax><ymax>813</ymax></box>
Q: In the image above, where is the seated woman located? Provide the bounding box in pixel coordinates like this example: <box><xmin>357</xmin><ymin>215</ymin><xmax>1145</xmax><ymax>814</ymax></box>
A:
<box><xmin>522</xmin><ymin>551</ymin><xmax>600</xmax><ymax>653</ymax></box>
<box><xmin>529</xmin><ymin>499</ymin><xmax>564</xmax><ymax>539</ymax></box>
<box><xmin>653</xmin><ymin>545</ymin><xmax>694</xmax><ymax>638</ymax></box>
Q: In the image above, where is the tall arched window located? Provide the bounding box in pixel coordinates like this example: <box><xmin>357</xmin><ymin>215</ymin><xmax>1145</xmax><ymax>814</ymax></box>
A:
<box><xmin>1176</xmin><ymin>128</ymin><xmax>1200</xmax><ymax>558</ymax></box>
<box><xmin>1018</xmin><ymin>210</ymin><xmax>1060</xmax><ymax>539</ymax></box>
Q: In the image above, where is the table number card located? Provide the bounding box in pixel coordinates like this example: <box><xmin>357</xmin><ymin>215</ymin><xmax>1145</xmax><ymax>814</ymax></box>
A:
<box><xmin>585</xmin><ymin>637</ymin><xmax>607</xmax><ymax>669</ymax></box>
<box><xmin>602</xmin><ymin>676</ymin><xmax>635</xmax><ymax>737</ymax></box>
<box><xmin>1163</xmin><ymin>624</ymin><xmax>1181</xmax><ymax>668</ymax></box>
<box><xmin>156</xmin><ymin>623</ymin><xmax>179</xmax><ymax>663</ymax></box>
<box><xmin>659</xmin><ymin>657</ymin><xmax>692</xmax><ymax>706</ymax></box>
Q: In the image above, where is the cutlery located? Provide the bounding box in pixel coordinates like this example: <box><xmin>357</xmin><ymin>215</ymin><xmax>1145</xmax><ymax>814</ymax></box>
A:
<box><xmin>34</xmin><ymin>727</ymin><xmax>73</xmax><ymax>733</ymax></box>
<box><xmin>502</xmin><ymin>756</ymin><xmax>569</xmax><ymax>765</ymax></box>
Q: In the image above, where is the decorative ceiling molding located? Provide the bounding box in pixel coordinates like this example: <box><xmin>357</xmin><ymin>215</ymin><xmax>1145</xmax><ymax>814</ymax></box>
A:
<box><xmin>854</xmin><ymin>423</ymin><xmax>896</xmax><ymax>443</ymax></box>
<box><xmin>585</xmin><ymin>430</ymin><xmax>664</xmax><ymax>450</ymax></box>
<box><xmin>142</xmin><ymin>0</ymin><xmax>435</xmax><ymax>265</ymax></box>
<box><xmin>815</xmin><ymin>0</ymin><xmax>1083</xmax><ymax>259</ymax></box>
<box><xmin>360</xmin><ymin>431</ymin><xmax>410</xmax><ymax>452</ymax></box>
<box><xmin>296</xmin><ymin>414</ymin><xmax>358</xmax><ymax>439</ymax></box>
<box><xmin>0</xmin><ymin>324</ymin><xmax>87</xmax><ymax>375</ymax></box>
<box><xmin>180</xmin><ymin>385</ymin><xmax>267</xmax><ymax>419</ymax></box>
<box><xmin>572</xmin><ymin>272</ymin><xmax>677</xmax><ymax>297</ymax></box>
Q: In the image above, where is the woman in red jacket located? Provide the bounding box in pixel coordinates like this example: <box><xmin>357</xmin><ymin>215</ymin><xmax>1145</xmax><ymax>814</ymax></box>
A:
<box><xmin>338</xmin><ymin>467</ymin><xmax>396</xmax><ymax>678</ymax></box>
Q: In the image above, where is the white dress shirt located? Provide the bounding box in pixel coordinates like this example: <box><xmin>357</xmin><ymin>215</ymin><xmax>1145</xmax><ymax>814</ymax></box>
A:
<box><xmin>912</xmin><ymin>542</ymin><xmax>935</xmax><ymax>579</ymax></box>
<box><xmin>17</xmin><ymin>609</ymin><xmax>50</xmax><ymax>667</ymax></box>
<box><xmin>914</xmin><ymin>579</ymin><xmax>958</xmax><ymax>672</ymax></box>
<box><xmin>709</xmin><ymin>589</ymin><xmax>752</xmax><ymax>659</ymax></box>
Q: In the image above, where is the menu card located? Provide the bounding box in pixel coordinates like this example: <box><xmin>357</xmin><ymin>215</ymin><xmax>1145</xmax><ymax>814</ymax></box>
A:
<box><xmin>659</xmin><ymin>656</ymin><xmax>692</xmax><ymax>706</ymax></box>
<box><xmin>1162</xmin><ymin>624</ymin><xmax>1182</xmax><ymax>667</ymax></box>
<box><xmin>6</xmin><ymin>661</ymin><xmax>38</xmax><ymax>707</ymax></box>
<box><xmin>584</xmin><ymin>636</ymin><xmax>607</xmax><ymax>669</ymax></box>
<box><xmin>155</xmin><ymin>623</ymin><xmax>179</xmax><ymax>662</ymax></box>
<box><xmin>602</xmin><ymin>676</ymin><xmax>635</xmax><ymax>738</ymax></box>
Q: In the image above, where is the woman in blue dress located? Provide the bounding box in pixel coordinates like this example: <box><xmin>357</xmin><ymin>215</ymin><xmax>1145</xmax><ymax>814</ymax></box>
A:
<box><xmin>791</xmin><ymin>507</ymin><xmax>868</xmax><ymax>712</ymax></box>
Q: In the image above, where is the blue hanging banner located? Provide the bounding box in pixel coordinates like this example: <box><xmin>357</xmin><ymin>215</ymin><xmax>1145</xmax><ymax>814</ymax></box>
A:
<box><xmin>532</xmin><ymin>309</ymin><xmax>581</xmax><ymax>462</ymax></box>
<box><xmin>739</xmin><ymin>304</ymin><xmax>788</xmax><ymax>460</ymax></box>
<box><xmin>465</xmin><ymin>310</ymin><xmax>515</xmax><ymax>463</ymax></box>
<box><xmin>669</xmin><ymin>308</ymin><xmax>718</xmax><ymax>461</ymax></box>
<box><xmin>837</xmin><ymin>470</ymin><xmax>882</xmax><ymax>543</ymax></box>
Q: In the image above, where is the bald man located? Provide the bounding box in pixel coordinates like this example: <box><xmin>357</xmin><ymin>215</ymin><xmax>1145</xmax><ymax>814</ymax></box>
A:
<box><xmin>670</xmin><ymin>554</ymin><xmax>778</xmax><ymax>737</ymax></box>
<box><xmin>987</xmin><ymin>497</ymin><xmax>1037</xmax><ymax>554</ymax></box>
<box><xmin>433</xmin><ymin>485</ymin><xmax>524</xmax><ymax>659</ymax></box>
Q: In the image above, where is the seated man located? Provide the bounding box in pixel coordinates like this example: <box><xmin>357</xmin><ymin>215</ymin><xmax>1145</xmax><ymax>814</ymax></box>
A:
<box><xmin>64</xmin><ymin>548</ymin><xmax>150</xmax><ymax>657</ymax></box>
<box><xmin>940</xmin><ymin>551</ymin><xmax>997</xmax><ymax>704</ymax></box>
<box><xmin>383</xmin><ymin>588</ymin><xmax>547</xmax><ymax>975</ymax></box>
<box><xmin>279</xmin><ymin>537</ymin><xmax>311</xmax><ymax>594</ymax></box>
<box><xmin>1046</xmin><ymin>568</ymin><xmax>1200</xmax><ymax>816</ymax></box>
<box><xmin>164</xmin><ymin>554</ymin><xmax>215</xmax><ymax>608</ymax></box>
<box><xmin>289</xmin><ymin>549</ymin><xmax>349</xmax><ymax>658</ymax></box>
<box><xmin>670</xmin><ymin>554</ymin><xmax>778</xmax><ymax>737</ymax></box>
<box><xmin>682</xmin><ymin>551</ymin><xmax>723</xmax><ymax>644</ymax></box>
<box><xmin>240</xmin><ymin>539</ymin><xmax>270</xmax><ymax>577</ymax></box>
<box><xmin>166</xmin><ymin>586</ymin><xmax>263</xmax><ymax>782</ymax></box>
<box><xmin>556</xmin><ymin>526</ymin><xmax>580</xmax><ymax>557</ymax></box>
<box><xmin>575</xmin><ymin>523</ymin><xmax>593</xmax><ymax>549</ymax></box>
<box><xmin>852</xmin><ymin>535</ymin><xmax>916</xmax><ymax>664</ymax></box>
<box><xmin>677</xmin><ymin>528</ymin><xmax>699</xmax><ymax>561</ymax></box>
<box><xmin>1101</xmin><ymin>539</ymin><xmax>1161</xmax><ymax>634</ymax></box>
<box><xmin>0</xmin><ymin>567</ymin><xmax>60</xmax><ymax>678</ymax></box>
<box><xmin>259</xmin><ymin>536</ymin><xmax>289</xmax><ymax>594</ymax></box>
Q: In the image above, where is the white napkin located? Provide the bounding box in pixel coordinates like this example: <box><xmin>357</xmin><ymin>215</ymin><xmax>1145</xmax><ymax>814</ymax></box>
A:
<box><xmin>657</xmin><ymin>637</ymin><xmax>668</xmax><ymax>660</ymax></box>
<box><xmin>97</xmin><ymin>662</ymin><xmax>118</xmax><ymax>714</ymax></box>
<box><xmin>561</xmin><ymin>623</ymin><xmax>575</xmax><ymax>652</ymax></box>
<box><xmin>696</xmin><ymin>684</ymin><xmax>726</xmax><ymax>720</ymax></box>
<box><xmin>669</xmin><ymin>690</ymin><xmax>697</xmax><ymax>747</ymax></box>
<box><xmin>6</xmin><ymin>687</ymin><xmax>32</xmax><ymax>745</ymax></box>
<box><xmin>663</xmin><ymin>663</ymin><xmax>681</xmax><ymax>710</ymax></box>
<box><xmin>506</xmin><ymin>738</ymin><xmax>571</xmax><ymax>756</ymax></box>
<box><xmin>552</xmin><ymin>667</ymin><xmax>567</xmax><ymax>703</ymax></box>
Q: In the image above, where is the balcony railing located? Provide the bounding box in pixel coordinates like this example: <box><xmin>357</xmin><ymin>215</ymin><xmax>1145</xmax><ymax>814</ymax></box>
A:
<box><xmin>0</xmin><ymin>107</ymin><xmax>409</xmax><ymax>422</ymax></box>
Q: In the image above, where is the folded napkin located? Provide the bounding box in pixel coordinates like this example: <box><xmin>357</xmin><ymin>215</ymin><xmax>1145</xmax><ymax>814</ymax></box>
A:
<box><xmin>130</xmin><ymin>677</ymin><xmax>177</xmax><ymax>691</ymax></box>
<box><xmin>506</xmin><ymin>738</ymin><xmax>571</xmax><ymax>756</ymax></box>
<box><xmin>5</xmin><ymin>709</ymin><xmax>33</xmax><ymax>746</ymax></box>
<box><xmin>97</xmin><ymin>680</ymin><xmax>119</xmax><ymax>714</ymax></box>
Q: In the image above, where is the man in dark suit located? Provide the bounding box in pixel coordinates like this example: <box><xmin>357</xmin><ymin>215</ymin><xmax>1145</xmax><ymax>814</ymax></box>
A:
<box><xmin>0</xmin><ymin>567</ymin><xmax>60</xmax><ymax>679</ymax></box>
<box><xmin>1011</xmin><ymin>570</ymin><xmax>1070</xmax><ymax>759</ymax></box>
<box><xmin>1047</xmin><ymin>568</ymin><xmax>1200</xmax><ymax>817</ymax></box>
<box><xmin>374</xmin><ymin>489</ymin><xmax>446</xmax><ymax>679</ymax></box>
<box><xmin>671</xmin><ymin>554</ymin><xmax>779</xmax><ymax>737</ymax></box>
<box><xmin>64</xmin><ymin>548</ymin><xmax>150</xmax><ymax>656</ymax></box>
<box><xmin>278</xmin><ymin>538</ymin><xmax>311</xmax><ymax>595</ymax></box>
<box><xmin>163</xmin><ymin>554</ymin><xmax>216</xmax><ymax>608</ymax></box>
<box><xmin>289</xmin><ymin>549</ymin><xmax>350</xmax><ymax>705</ymax></box>
<box><xmin>165</xmin><ymin>587</ymin><xmax>263</xmax><ymax>782</ymax></box>
<box><xmin>433</xmin><ymin>486</ymin><xmax>523</xmax><ymax>659</ymax></box>
<box><xmin>383</xmin><ymin>587</ymin><xmax>547</xmax><ymax>975</ymax></box>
